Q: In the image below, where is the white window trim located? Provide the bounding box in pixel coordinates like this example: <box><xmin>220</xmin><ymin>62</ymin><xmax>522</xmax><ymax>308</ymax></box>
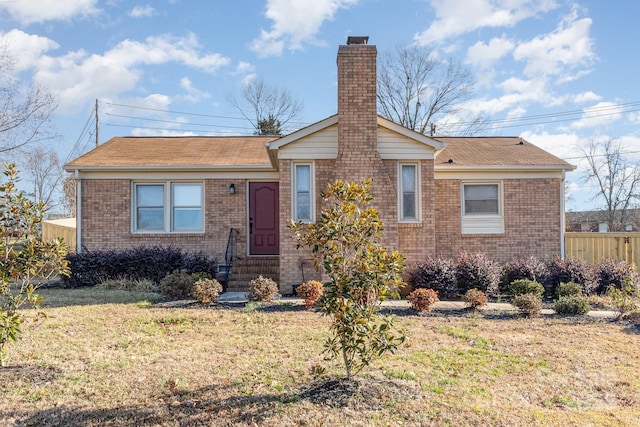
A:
<box><xmin>132</xmin><ymin>181</ymin><xmax>204</xmax><ymax>234</ymax></box>
<box><xmin>461</xmin><ymin>181</ymin><xmax>504</xmax><ymax>234</ymax></box>
<box><xmin>291</xmin><ymin>162</ymin><xmax>315</xmax><ymax>223</ymax></box>
<box><xmin>398</xmin><ymin>162</ymin><xmax>421</xmax><ymax>223</ymax></box>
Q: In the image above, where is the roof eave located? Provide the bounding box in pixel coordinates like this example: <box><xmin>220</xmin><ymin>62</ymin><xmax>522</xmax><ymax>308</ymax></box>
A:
<box><xmin>376</xmin><ymin>116</ymin><xmax>446</xmax><ymax>150</ymax></box>
<box><xmin>64</xmin><ymin>164</ymin><xmax>276</xmax><ymax>173</ymax></box>
<box><xmin>434</xmin><ymin>164</ymin><xmax>577</xmax><ymax>172</ymax></box>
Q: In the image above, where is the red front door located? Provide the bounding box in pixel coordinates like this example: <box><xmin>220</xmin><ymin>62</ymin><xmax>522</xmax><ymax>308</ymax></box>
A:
<box><xmin>249</xmin><ymin>182</ymin><xmax>279</xmax><ymax>255</ymax></box>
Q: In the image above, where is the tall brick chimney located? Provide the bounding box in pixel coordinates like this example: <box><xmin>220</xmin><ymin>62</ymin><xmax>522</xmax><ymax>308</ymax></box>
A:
<box><xmin>334</xmin><ymin>36</ymin><xmax>398</xmax><ymax>249</ymax></box>
<box><xmin>335</xmin><ymin>36</ymin><xmax>379</xmax><ymax>181</ymax></box>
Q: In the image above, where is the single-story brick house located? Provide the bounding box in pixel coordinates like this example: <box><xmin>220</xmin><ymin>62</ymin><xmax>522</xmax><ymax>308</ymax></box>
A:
<box><xmin>65</xmin><ymin>37</ymin><xmax>575</xmax><ymax>294</ymax></box>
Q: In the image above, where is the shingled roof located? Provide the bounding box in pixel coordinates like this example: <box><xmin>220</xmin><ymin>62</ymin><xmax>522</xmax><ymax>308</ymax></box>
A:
<box><xmin>65</xmin><ymin>136</ymin><xmax>278</xmax><ymax>170</ymax></box>
<box><xmin>433</xmin><ymin>136</ymin><xmax>574</xmax><ymax>169</ymax></box>
<box><xmin>65</xmin><ymin>134</ymin><xmax>573</xmax><ymax>172</ymax></box>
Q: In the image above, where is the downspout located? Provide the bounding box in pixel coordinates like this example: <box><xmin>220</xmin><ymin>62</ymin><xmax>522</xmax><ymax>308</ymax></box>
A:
<box><xmin>75</xmin><ymin>170</ymin><xmax>82</xmax><ymax>253</ymax></box>
<box><xmin>560</xmin><ymin>170</ymin><xmax>566</xmax><ymax>258</ymax></box>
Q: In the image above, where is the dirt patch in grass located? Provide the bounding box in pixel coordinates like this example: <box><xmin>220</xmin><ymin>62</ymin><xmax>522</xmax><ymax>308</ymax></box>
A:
<box><xmin>2</xmin><ymin>288</ymin><xmax>640</xmax><ymax>426</ymax></box>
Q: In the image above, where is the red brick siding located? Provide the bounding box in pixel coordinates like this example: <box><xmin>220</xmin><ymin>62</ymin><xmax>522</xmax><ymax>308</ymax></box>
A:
<box><xmin>434</xmin><ymin>178</ymin><xmax>563</xmax><ymax>263</ymax></box>
<box><xmin>399</xmin><ymin>160</ymin><xmax>437</xmax><ymax>267</ymax></box>
<box><xmin>81</xmin><ymin>178</ymin><xmax>248</xmax><ymax>260</ymax></box>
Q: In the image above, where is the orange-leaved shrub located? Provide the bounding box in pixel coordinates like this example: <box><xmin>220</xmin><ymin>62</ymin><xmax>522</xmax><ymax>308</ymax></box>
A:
<box><xmin>463</xmin><ymin>288</ymin><xmax>488</xmax><ymax>309</ymax></box>
<box><xmin>296</xmin><ymin>280</ymin><xmax>324</xmax><ymax>309</ymax></box>
<box><xmin>407</xmin><ymin>288</ymin><xmax>439</xmax><ymax>312</ymax></box>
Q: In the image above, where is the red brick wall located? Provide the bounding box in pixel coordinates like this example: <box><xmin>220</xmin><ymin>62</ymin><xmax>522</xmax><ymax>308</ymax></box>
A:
<box><xmin>80</xmin><ymin>178</ymin><xmax>248</xmax><ymax>261</ymax></box>
<box><xmin>278</xmin><ymin>43</ymin><xmax>407</xmax><ymax>294</ymax></box>
<box><xmin>434</xmin><ymin>178</ymin><xmax>563</xmax><ymax>263</ymax></box>
<box><xmin>399</xmin><ymin>160</ymin><xmax>437</xmax><ymax>267</ymax></box>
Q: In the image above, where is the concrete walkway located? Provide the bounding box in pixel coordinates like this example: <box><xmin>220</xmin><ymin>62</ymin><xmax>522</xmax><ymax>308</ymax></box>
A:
<box><xmin>217</xmin><ymin>292</ymin><xmax>619</xmax><ymax>319</ymax></box>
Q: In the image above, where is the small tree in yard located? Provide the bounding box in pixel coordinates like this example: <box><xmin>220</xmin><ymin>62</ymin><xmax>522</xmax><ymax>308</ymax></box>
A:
<box><xmin>289</xmin><ymin>179</ymin><xmax>406</xmax><ymax>379</ymax></box>
<box><xmin>0</xmin><ymin>163</ymin><xmax>68</xmax><ymax>366</ymax></box>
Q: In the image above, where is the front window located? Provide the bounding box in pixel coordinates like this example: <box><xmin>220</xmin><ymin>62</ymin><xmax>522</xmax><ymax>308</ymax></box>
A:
<box><xmin>463</xmin><ymin>184</ymin><xmax>499</xmax><ymax>215</ymax></box>
<box><xmin>461</xmin><ymin>182</ymin><xmax>503</xmax><ymax>234</ymax></box>
<box><xmin>172</xmin><ymin>184</ymin><xmax>203</xmax><ymax>231</ymax></box>
<box><xmin>399</xmin><ymin>163</ymin><xmax>420</xmax><ymax>222</ymax></box>
<box><xmin>135</xmin><ymin>184</ymin><xmax>164</xmax><ymax>231</ymax></box>
<box><xmin>292</xmin><ymin>162</ymin><xmax>314</xmax><ymax>222</ymax></box>
<box><xmin>133</xmin><ymin>182</ymin><xmax>203</xmax><ymax>233</ymax></box>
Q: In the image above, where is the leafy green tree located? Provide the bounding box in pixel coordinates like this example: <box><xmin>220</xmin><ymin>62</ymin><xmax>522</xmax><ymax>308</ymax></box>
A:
<box><xmin>0</xmin><ymin>163</ymin><xmax>68</xmax><ymax>366</ymax></box>
<box><xmin>289</xmin><ymin>179</ymin><xmax>406</xmax><ymax>378</ymax></box>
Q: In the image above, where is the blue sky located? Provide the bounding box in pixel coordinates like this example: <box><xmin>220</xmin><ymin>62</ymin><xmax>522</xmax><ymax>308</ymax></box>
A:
<box><xmin>1</xmin><ymin>0</ymin><xmax>639</xmax><ymax>211</ymax></box>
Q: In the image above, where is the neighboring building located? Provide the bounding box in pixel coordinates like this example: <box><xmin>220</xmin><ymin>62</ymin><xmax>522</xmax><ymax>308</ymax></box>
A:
<box><xmin>65</xmin><ymin>37</ymin><xmax>575</xmax><ymax>294</ymax></box>
<box><xmin>566</xmin><ymin>209</ymin><xmax>640</xmax><ymax>232</ymax></box>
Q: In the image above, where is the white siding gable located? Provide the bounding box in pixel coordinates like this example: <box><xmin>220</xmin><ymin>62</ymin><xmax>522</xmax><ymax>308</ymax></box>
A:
<box><xmin>278</xmin><ymin>124</ymin><xmax>338</xmax><ymax>159</ymax></box>
<box><xmin>377</xmin><ymin>126</ymin><xmax>437</xmax><ymax>160</ymax></box>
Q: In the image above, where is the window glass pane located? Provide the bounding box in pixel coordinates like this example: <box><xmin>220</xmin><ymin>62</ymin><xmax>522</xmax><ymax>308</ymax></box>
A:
<box><xmin>173</xmin><ymin>208</ymin><xmax>202</xmax><ymax>230</ymax></box>
<box><xmin>137</xmin><ymin>185</ymin><xmax>164</xmax><ymax>206</ymax></box>
<box><xmin>137</xmin><ymin>208</ymin><xmax>164</xmax><ymax>230</ymax></box>
<box><xmin>296</xmin><ymin>165</ymin><xmax>310</xmax><ymax>192</ymax></box>
<box><xmin>296</xmin><ymin>193</ymin><xmax>310</xmax><ymax>220</ymax></box>
<box><xmin>403</xmin><ymin>193</ymin><xmax>416</xmax><ymax>218</ymax></box>
<box><xmin>464</xmin><ymin>184</ymin><xmax>498</xmax><ymax>201</ymax></box>
<box><xmin>173</xmin><ymin>184</ymin><xmax>202</xmax><ymax>206</ymax></box>
<box><xmin>402</xmin><ymin>165</ymin><xmax>415</xmax><ymax>192</ymax></box>
<box><xmin>464</xmin><ymin>184</ymin><xmax>499</xmax><ymax>214</ymax></box>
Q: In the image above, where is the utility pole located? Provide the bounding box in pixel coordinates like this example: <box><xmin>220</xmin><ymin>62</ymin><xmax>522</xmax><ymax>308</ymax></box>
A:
<box><xmin>95</xmin><ymin>99</ymin><xmax>99</xmax><ymax>147</ymax></box>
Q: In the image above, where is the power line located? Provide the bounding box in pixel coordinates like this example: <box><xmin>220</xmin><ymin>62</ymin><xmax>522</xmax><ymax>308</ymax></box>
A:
<box><xmin>104</xmin><ymin>101</ymin><xmax>312</xmax><ymax>127</ymax></box>
<box><xmin>105</xmin><ymin>123</ymin><xmax>257</xmax><ymax>136</ymax></box>
<box><xmin>65</xmin><ymin>107</ymin><xmax>96</xmax><ymax>162</ymax></box>
<box><xmin>105</xmin><ymin>98</ymin><xmax>640</xmax><ymax>135</ymax></box>
<box><xmin>105</xmin><ymin>112</ymin><xmax>254</xmax><ymax>130</ymax></box>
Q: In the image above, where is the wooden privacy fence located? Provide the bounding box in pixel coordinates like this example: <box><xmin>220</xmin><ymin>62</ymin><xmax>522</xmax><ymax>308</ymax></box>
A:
<box><xmin>565</xmin><ymin>232</ymin><xmax>640</xmax><ymax>265</ymax></box>
<box><xmin>41</xmin><ymin>218</ymin><xmax>76</xmax><ymax>253</ymax></box>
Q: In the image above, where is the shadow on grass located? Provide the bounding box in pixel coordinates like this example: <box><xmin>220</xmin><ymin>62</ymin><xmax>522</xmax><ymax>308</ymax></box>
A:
<box><xmin>10</xmin><ymin>376</ymin><xmax>417</xmax><ymax>427</ymax></box>
<box><xmin>623</xmin><ymin>322</ymin><xmax>640</xmax><ymax>335</ymax></box>
<box><xmin>36</xmin><ymin>287</ymin><xmax>164</xmax><ymax>309</ymax></box>
<box><xmin>0</xmin><ymin>363</ymin><xmax>60</xmax><ymax>385</ymax></box>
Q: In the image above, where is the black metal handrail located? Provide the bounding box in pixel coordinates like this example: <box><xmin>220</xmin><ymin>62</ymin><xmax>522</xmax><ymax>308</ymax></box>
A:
<box><xmin>220</xmin><ymin>228</ymin><xmax>240</xmax><ymax>291</ymax></box>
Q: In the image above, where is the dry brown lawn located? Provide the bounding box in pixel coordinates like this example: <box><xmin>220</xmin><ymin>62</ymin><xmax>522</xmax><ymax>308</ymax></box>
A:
<box><xmin>1</xmin><ymin>288</ymin><xmax>639</xmax><ymax>426</ymax></box>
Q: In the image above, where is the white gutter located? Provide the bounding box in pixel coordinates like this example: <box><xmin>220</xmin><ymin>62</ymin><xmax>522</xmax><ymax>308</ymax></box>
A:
<box><xmin>560</xmin><ymin>169</ymin><xmax>566</xmax><ymax>258</ymax></box>
<box><xmin>75</xmin><ymin>170</ymin><xmax>82</xmax><ymax>253</ymax></box>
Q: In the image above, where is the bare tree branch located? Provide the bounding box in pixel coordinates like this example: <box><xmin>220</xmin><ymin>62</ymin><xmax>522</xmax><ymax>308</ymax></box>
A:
<box><xmin>377</xmin><ymin>44</ymin><xmax>485</xmax><ymax>136</ymax></box>
<box><xmin>582</xmin><ymin>137</ymin><xmax>640</xmax><ymax>231</ymax></box>
<box><xmin>227</xmin><ymin>78</ymin><xmax>302</xmax><ymax>135</ymax></box>
<box><xmin>0</xmin><ymin>42</ymin><xmax>58</xmax><ymax>154</ymax></box>
<box><xmin>19</xmin><ymin>146</ymin><xmax>64</xmax><ymax>213</ymax></box>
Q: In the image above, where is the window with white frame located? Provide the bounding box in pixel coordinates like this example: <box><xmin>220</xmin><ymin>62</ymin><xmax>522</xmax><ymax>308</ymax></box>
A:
<box><xmin>461</xmin><ymin>182</ymin><xmax>503</xmax><ymax>234</ymax></box>
<box><xmin>399</xmin><ymin>163</ymin><xmax>420</xmax><ymax>222</ymax></box>
<box><xmin>133</xmin><ymin>182</ymin><xmax>203</xmax><ymax>233</ymax></box>
<box><xmin>292</xmin><ymin>162</ymin><xmax>314</xmax><ymax>222</ymax></box>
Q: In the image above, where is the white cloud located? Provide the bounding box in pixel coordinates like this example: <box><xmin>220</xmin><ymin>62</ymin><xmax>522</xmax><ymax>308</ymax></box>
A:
<box><xmin>520</xmin><ymin>130</ymin><xmax>582</xmax><ymax>166</ymax></box>
<box><xmin>1</xmin><ymin>29</ymin><xmax>59</xmax><ymax>72</ymax></box>
<box><xmin>466</xmin><ymin>36</ymin><xmax>515</xmax><ymax>69</ymax></box>
<box><xmin>573</xmin><ymin>91</ymin><xmax>601</xmax><ymax>104</ymax></box>
<box><xmin>415</xmin><ymin>0</ymin><xmax>558</xmax><ymax>45</ymax></box>
<box><xmin>0</xmin><ymin>0</ymin><xmax>99</xmax><ymax>24</ymax></box>
<box><xmin>250</xmin><ymin>0</ymin><xmax>360</xmax><ymax>57</ymax></box>
<box><xmin>129</xmin><ymin>5</ymin><xmax>155</xmax><ymax>18</ymax></box>
<box><xmin>513</xmin><ymin>9</ymin><xmax>595</xmax><ymax>79</ymax></box>
<box><xmin>179</xmin><ymin>77</ymin><xmax>210</xmax><ymax>103</ymax></box>
<box><xmin>233</xmin><ymin>61</ymin><xmax>255</xmax><ymax>75</ymax></box>
<box><xmin>570</xmin><ymin>102</ymin><xmax>623</xmax><ymax>130</ymax></box>
<box><xmin>33</xmin><ymin>33</ymin><xmax>230</xmax><ymax>113</ymax></box>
